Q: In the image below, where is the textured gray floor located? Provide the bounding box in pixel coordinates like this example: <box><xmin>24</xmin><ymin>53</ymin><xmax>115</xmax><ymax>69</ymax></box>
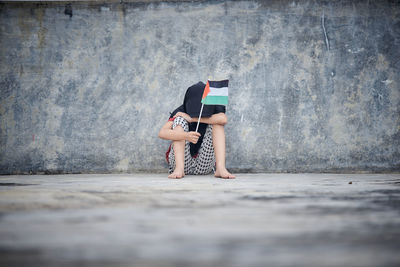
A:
<box><xmin>0</xmin><ymin>173</ymin><xmax>399</xmax><ymax>267</ymax></box>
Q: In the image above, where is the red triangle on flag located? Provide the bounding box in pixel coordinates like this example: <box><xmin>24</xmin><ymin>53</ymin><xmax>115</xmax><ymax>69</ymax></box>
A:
<box><xmin>202</xmin><ymin>80</ymin><xmax>210</xmax><ymax>100</ymax></box>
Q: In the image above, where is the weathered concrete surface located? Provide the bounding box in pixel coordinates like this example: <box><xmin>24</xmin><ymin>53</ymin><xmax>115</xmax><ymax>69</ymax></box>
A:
<box><xmin>0</xmin><ymin>173</ymin><xmax>400</xmax><ymax>267</ymax></box>
<box><xmin>0</xmin><ymin>1</ymin><xmax>400</xmax><ymax>174</ymax></box>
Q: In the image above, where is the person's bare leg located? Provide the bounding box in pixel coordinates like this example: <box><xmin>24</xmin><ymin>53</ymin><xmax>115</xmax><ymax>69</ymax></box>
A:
<box><xmin>212</xmin><ymin>124</ymin><xmax>235</xmax><ymax>179</ymax></box>
<box><xmin>168</xmin><ymin>126</ymin><xmax>185</xmax><ymax>179</ymax></box>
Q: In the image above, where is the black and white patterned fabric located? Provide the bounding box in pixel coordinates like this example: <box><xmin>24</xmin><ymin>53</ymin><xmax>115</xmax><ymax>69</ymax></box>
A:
<box><xmin>168</xmin><ymin>116</ymin><xmax>215</xmax><ymax>175</ymax></box>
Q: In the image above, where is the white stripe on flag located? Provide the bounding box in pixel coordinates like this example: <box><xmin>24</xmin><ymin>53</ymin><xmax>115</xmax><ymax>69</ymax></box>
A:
<box><xmin>208</xmin><ymin>86</ymin><xmax>228</xmax><ymax>96</ymax></box>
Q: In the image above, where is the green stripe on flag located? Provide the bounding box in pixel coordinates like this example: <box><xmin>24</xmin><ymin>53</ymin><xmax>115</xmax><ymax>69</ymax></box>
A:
<box><xmin>201</xmin><ymin>95</ymin><xmax>228</xmax><ymax>105</ymax></box>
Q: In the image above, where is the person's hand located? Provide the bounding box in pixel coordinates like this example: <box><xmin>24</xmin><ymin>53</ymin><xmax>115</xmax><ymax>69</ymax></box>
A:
<box><xmin>174</xmin><ymin>112</ymin><xmax>192</xmax><ymax>123</ymax></box>
<box><xmin>185</xmin><ymin>131</ymin><xmax>201</xmax><ymax>144</ymax></box>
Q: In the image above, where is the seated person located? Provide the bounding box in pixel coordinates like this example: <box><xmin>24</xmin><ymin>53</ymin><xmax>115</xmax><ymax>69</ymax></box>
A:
<box><xmin>158</xmin><ymin>81</ymin><xmax>235</xmax><ymax>179</ymax></box>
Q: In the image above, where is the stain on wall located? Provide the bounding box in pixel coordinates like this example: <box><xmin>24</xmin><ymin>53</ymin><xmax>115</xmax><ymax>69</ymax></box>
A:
<box><xmin>0</xmin><ymin>0</ymin><xmax>399</xmax><ymax>174</ymax></box>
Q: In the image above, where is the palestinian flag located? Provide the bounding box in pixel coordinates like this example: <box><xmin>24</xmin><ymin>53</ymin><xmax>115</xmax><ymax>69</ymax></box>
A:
<box><xmin>201</xmin><ymin>80</ymin><xmax>229</xmax><ymax>106</ymax></box>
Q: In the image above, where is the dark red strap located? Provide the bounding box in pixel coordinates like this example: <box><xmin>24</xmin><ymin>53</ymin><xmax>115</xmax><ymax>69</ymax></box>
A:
<box><xmin>165</xmin><ymin>144</ymin><xmax>171</xmax><ymax>163</ymax></box>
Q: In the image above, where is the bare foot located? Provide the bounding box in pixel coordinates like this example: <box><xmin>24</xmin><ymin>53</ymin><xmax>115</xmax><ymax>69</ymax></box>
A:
<box><xmin>214</xmin><ymin>168</ymin><xmax>235</xmax><ymax>179</ymax></box>
<box><xmin>168</xmin><ymin>169</ymin><xmax>185</xmax><ymax>179</ymax></box>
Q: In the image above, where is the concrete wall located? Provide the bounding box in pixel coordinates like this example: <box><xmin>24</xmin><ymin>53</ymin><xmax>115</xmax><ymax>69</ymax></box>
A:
<box><xmin>0</xmin><ymin>0</ymin><xmax>399</xmax><ymax>174</ymax></box>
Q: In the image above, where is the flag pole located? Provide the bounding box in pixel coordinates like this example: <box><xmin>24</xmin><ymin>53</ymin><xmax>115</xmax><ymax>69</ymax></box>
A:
<box><xmin>195</xmin><ymin>103</ymin><xmax>204</xmax><ymax>132</ymax></box>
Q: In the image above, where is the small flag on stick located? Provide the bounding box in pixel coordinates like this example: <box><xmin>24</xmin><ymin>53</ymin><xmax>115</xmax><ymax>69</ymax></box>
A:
<box><xmin>195</xmin><ymin>79</ymin><xmax>229</xmax><ymax>132</ymax></box>
<box><xmin>201</xmin><ymin>80</ymin><xmax>229</xmax><ymax>105</ymax></box>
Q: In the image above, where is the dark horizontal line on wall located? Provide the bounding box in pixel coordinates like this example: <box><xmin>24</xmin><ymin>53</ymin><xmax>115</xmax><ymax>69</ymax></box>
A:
<box><xmin>1</xmin><ymin>1</ymin><xmax>397</xmax><ymax>19</ymax></box>
<box><xmin>0</xmin><ymin>0</ymin><xmax>209</xmax><ymax>2</ymax></box>
<box><xmin>1</xmin><ymin>0</ymin><xmax>205</xmax><ymax>1</ymax></box>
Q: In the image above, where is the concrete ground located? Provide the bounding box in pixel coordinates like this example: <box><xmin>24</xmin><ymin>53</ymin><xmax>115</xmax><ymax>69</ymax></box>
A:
<box><xmin>0</xmin><ymin>173</ymin><xmax>399</xmax><ymax>267</ymax></box>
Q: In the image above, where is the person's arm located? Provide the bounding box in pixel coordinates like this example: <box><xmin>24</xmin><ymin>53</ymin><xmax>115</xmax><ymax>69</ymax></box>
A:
<box><xmin>197</xmin><ymin>112</ymin><xmax>227</xmax><ymax>125</ymax></box>
<box><xmin>173</xmin><ymin>112</ymin><xmax>228</xmax><ymax>126</ymax></box>
<box><xmin>158</xmin><ymin>121</ymin><xmax>200</xmax><ymax>144</ymax></box>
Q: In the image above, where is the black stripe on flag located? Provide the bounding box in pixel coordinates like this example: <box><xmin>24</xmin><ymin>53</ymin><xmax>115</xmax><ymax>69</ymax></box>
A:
<box><xmin>209</xmin><ymin>80</ymin><xmax>229</xmax><ymax>88</ymax></box>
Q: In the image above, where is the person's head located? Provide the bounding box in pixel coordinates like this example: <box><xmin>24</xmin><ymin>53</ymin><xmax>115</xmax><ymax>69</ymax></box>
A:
<box><xmin>183</xmin><ymin>81</ymin><xmax>225</xmax><ymax>118</ymax></box>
